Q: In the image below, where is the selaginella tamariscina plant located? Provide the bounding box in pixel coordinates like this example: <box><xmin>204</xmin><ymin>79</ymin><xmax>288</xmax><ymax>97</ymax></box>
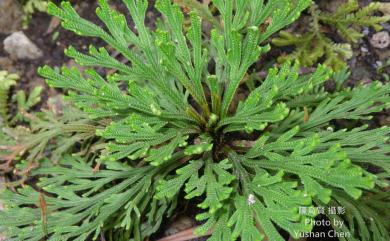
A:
<box><xmin>1</xmin><ymin>0</ymin><xmax>390</xmax><ymax>240</ymax></box>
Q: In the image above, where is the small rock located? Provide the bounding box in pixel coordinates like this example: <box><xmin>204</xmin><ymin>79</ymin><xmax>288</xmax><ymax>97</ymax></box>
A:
<box><xmin>370</xmin><ymin>31</ymin><xmax>390</xmax><ymax>49</ymax></box>
<box><xmin>3</xmin><ymin>32</ymin><xmax>43</xmax><ymax>60</ymax></box>
<box><xmin>362</xmin><ymin>27</ymin><xmax>370</xmax><ymax>36</ymax></box>
<box><xmin>0</xmin><ymin>0</ymin><xmax>23</xmax><ymax>34</ymax></box>
<box><xmin>360</xmin><ymin>46</ymin><xmax>368</xmax><ymax>53</ymax></box>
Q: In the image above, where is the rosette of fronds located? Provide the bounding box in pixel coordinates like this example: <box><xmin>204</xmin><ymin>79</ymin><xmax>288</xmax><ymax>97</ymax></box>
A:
<box><xmin>273</xmin><ymin>0</ymin><xmax>390</xmax><ymax>70</ymax></box>
<box><xmin>1</xmin><ymin>1</ymin><xmax>390</xmax><ymax>241</ymax></box>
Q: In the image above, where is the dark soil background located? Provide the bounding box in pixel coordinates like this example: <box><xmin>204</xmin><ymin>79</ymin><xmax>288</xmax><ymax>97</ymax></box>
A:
<box><xmin>0</xmin><ymin>0</ymin><xmax>389</xmax><ymax>241</ymax></box>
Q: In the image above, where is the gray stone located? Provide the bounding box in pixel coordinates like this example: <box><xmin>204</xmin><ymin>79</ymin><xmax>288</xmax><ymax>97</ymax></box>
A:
<box><xmin>370</xmin><ymin>31</ymin><xmax>390</xmax><ymax>49</ymax></box>
<box><xmin>3</xmin><ymin>31</ymin><xmax>43</xmax><ymax>60</ymax></box>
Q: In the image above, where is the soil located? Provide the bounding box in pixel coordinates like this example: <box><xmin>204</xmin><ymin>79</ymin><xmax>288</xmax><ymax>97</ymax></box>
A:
<box><xmin>0</xmin><ymin>0</ymin><xmax>389</xmax><ymax>241</ymax></box>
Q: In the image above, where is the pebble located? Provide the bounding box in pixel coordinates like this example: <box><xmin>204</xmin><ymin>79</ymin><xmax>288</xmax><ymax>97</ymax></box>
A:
<box><xmin>3</xmin><ymin>31</ymin><xmax>43</xmax><ymax>60</ymax></box>
<box><xmin>360</xmin><ymin>47</ymin><xmax>368</xmax><ymax>53</ymax></box>
<box><xmin>362</xmin><ymin>27</ymin><xmax>370</xmax><ymax>36</ymax></box>
<box><xmin>370</xmin><ymin>31</ymin><xmax>390</xmax><ymax>49</ymax></box>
